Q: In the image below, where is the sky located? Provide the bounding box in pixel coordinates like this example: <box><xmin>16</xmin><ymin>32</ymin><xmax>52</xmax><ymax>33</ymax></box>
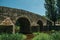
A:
<box><xmin>0</xmin><ymin>0</ymin><xmax>45</xmax><ymax>16</ymax></box>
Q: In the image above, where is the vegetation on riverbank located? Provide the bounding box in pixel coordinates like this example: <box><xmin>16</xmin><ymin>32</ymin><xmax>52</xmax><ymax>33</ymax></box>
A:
<box><xmin>32</xmin><ymin>31</ymin><xmax>60</xmax><ymax>40</ymax></box>
<box><xmin>0</xmin><ymin>31</ymin><xmax>60</xmax><ymax>40</ymax></box>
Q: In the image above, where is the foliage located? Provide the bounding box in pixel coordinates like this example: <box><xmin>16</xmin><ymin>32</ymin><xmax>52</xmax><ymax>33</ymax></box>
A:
<box><xmin>44</xmin><ymin>0</ymin><xmax>57</xmax><ymax>26</ymax></box>
<box><xmin>51</xmin><ymin>31</ymin><xmax>60</xmax><ymax>40</ymax></box>
<box><xmin>56</xmin><ymin>0</ymin><xmax>60</xmax><ymax>22</ymax></box>
<box><xmin>0</xmin><ymin>32</ymin><xmax>60</xmax><ymax>40</ymax></box>
<box><xmin>32</xmin><ymin>33</ymin><xmax>52</xmax><ymax>40</ymax></box>
<box><xmin>32</xmin><ymin>31</ymin><xmax>60</xmax><ymax>40</ymax></box>
<box><xmin>15</xmin><ymin>26</ymin><xmax>20</xmax><ymax>33</ymax></box>
<box><xmin>0</xmin><ymin>33</ymin><xmax>26</xmax><ymax>40</ymax></box>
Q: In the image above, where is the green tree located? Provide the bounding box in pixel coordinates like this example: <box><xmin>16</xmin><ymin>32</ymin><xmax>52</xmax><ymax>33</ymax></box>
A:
<box><xmin>44</xmin><ymin>0</ymin><xmax>57</xmax><ymax>26</ymax></box>
<box><xmin>56</xmin><ymin>0</ymin><xmax>60</xmax><ymax>24</ymax></box>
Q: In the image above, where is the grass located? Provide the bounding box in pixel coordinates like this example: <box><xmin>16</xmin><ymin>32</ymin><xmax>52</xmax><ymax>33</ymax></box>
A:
<box><xmin>0</xmin><ymin>31</ymin><xmax>60</xmax><ymax>40</ymax></box>
<box><xmin>32</xmin><ymin>31</ymin><xmax>60</xmax><ymax>40</ymax></box>
<box><xmin>32</xmin><ymin>32</ymin><xmax>51</xmax><ymax>40</ymax></box>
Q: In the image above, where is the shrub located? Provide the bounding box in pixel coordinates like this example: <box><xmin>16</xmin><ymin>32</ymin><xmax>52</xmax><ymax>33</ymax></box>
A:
<box><xmin>32</xmin><ymin>31</ymin><xmax>60</xmax><ymax>40</ymax></box>
<box><xmin>0</xmin><ymin>33</ymin><xmax>26</xmax><ymax>40</ymax></box>
<box><xmin>51</xmin><ymin>31</ymin><xmax>60</xmax><ymax>40</ymax></box>
<box><xmin>32</xmin><ymin>33</ymin><xmax>52</xmax><ymax>40</ymax></box>
<box><xmin>15</xmin><ymin>26</ymin><xmax>20</xmax><ymax>33</ymax></box>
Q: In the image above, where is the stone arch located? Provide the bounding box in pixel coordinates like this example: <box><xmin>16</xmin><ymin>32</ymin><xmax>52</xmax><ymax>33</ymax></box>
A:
<box><xmin>15</xmin><ymin>15</ymin><xmax>31</xmax><ymax>24</ymax></box>
<box><xmin>15</xmin><ymin>16</ymin><xmax>31</xmax><ymax>34</ymax></box>
<box><xmin>37</xmin><ymin>20</ymin><xmax>43</xmax><ymax>31</ymax></box>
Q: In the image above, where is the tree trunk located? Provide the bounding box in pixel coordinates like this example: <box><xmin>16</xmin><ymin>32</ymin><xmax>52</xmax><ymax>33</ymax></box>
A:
<box><xmin>54</xmin><ymin>22</ymin><xmax>55</xmax><ymax>26</ymax></box>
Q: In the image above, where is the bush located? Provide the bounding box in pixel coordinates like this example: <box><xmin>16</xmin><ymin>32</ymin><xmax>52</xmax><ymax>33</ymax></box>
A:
<box><xmin>0</xmin><ymin>33</ymin><xmax>26</xmax><ymax>40</ymax></box>
<box><xmin>32</xmin><ymin>33</ymin><xmax>52</xmax><ymax>40</ymax></box>
<box><xmin>0</xmin><ymin>31</ymin><xmax>60</xmax><ymax>40</ymax></box>
<box><xmin>51</xmin><ymin>31</ymin><xmax>60</xmax><ymax>40</ymax></box>
<box><xmin>32</xmin><ymin>31</ymin><xmax>60</xmax><ymax>40</ymax></box>
<box><xmin>15</xmin><ymin>26</ymin><xmax>20</xmax><ymax>33</ymax></box>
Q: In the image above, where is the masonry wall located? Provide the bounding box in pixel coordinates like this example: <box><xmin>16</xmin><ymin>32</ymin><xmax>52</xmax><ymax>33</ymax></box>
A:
<box><xmin>0</xmin><ymin>6</ymin><xmax>48</xmax><ymax>26</ymax></box>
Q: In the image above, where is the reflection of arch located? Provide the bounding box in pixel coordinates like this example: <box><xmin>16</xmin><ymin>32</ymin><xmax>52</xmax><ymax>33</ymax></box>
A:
<box><xmin>16</xmin><ymin>17</ymin><xmax>31</xmax><ymax>34</ymax></box>
<box><xmin>37</xmin><ymin>20</ymin><xmax>43</xmax><ymax>31</ymax></box>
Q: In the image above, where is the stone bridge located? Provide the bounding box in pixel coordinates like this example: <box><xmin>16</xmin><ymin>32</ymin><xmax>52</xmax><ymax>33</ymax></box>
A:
<box><xmin>0</xmin><ymin>6</ymin><xmax>52</xmax><ymax>34</ymax></box>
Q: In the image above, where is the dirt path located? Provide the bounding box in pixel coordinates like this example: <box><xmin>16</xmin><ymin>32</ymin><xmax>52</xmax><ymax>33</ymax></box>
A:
<box><xmin>25</xmin><ymin>34</ymin><xmax>34</xmax><ymax>40</ymax></box>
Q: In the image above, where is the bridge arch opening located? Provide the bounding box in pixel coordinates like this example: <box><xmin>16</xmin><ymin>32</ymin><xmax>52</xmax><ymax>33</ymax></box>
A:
<box><xmin>16</xmin><ymin>17</ymin><xmax>31</xmax><ymax>34</ymax></box>
<box><xmin>37</xmin><ymin>20</ymin><xmax>43</xmax><ymax>31</ymax></box>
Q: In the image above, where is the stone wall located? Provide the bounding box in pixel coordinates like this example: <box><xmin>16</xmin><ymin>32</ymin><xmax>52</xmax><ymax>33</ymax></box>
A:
<box><xmin>0</xmin><ymin>6</ymin><xmax>53</xmax><ymax>26</ymax></box>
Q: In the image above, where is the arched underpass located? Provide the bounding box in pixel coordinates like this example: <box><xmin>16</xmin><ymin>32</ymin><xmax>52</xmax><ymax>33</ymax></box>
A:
<box><xmin>31</xmin><ymin>20</ymin><xmax>43</xmax><ymax>32</ymax></box>
<box><xmin>0</xmin><ymin>25</ymin><xmax>13</xmax><ymax>34</ymax></box>
<box><xmin>16</xmin><ymin>17</ymin><xmax>31</xmax><ymax>34</ymax></box>
<box><xmin>37</xmin><ymin>20</ymin><xmax>43</xmax><ymax>31</ymax></box>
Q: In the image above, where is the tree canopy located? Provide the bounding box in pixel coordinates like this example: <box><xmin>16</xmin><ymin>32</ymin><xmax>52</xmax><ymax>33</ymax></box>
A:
<box><xmin>44</xmin><ymin>0</ymin><xmax>57</xmax><ymax>26</ymax></box>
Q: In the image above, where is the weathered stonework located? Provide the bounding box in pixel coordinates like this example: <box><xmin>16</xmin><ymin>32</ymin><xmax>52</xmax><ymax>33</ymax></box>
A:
<box><xmin>0</xmin><ymin>6</ymin><xmax>53</xmax><ymax>34</ymax></box>
<box><xmin>0</xmin><ymin>6</ymin><xmax>52</xmax><ymax>26</ymax></box>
